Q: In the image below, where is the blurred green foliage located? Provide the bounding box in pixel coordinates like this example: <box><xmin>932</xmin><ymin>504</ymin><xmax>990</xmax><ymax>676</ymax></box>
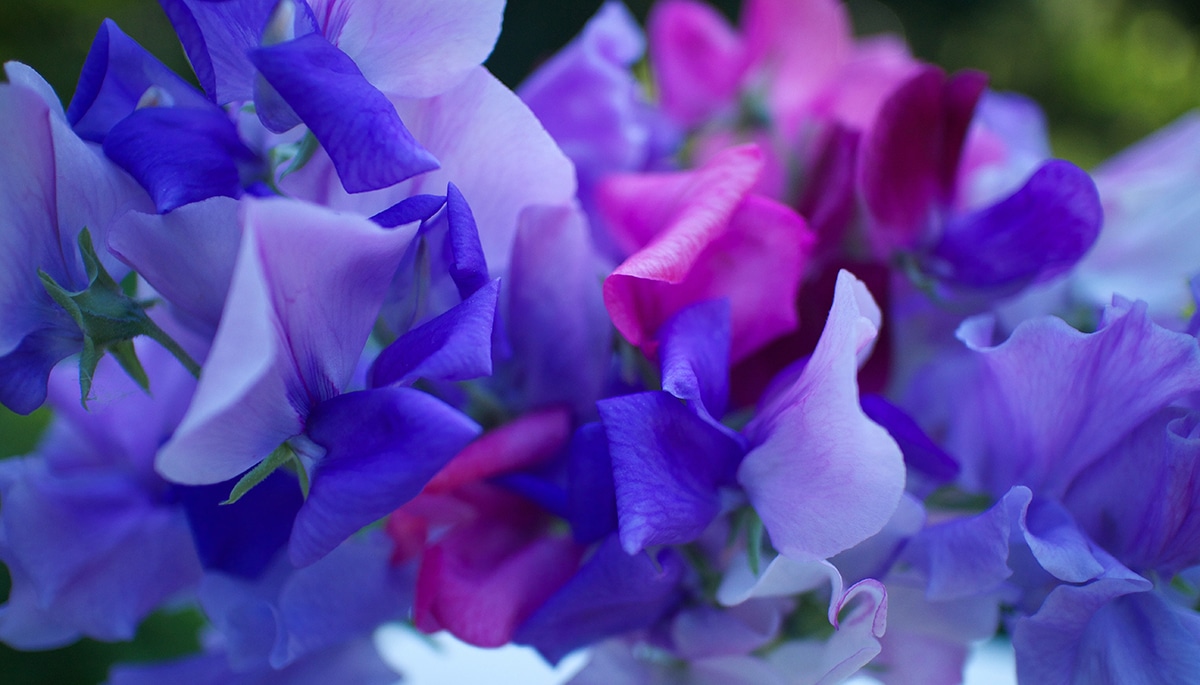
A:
<box><xmin>0</xmin><ymin>0</ymin><xmax>1197</xmax><ymax>682</ymax></box>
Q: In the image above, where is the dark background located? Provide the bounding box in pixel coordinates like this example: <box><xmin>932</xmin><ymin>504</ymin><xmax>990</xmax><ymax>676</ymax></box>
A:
<box><xmin>1</xmin><ymin>0</ymin><xmax>1198</xmax><ymax>682</ymax></box>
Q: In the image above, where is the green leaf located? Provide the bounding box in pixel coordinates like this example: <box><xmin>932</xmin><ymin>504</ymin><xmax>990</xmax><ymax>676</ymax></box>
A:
<box><xmin>222</xmin><ymin>444</ymin><xmax>296</xmax><ymax>505</ymax></box>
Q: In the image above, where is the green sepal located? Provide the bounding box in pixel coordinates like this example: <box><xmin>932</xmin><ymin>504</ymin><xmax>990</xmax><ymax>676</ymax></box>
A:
<box><xmin>273</xmin><ymin>131</ymin><xmax>320</xmax><ymax>181</ymax></box>
<box><xmin>222</xmin><ymin>443</ymin><xmax>297</xmax><ymax>505</ymax></box>
<box><xmin>38</xmin><ymin>228</ymin><xmax>201</xmax><ymax>407</ymax></box>
<box><xmin>746</xmin><ymin>511</ymin><xmax>766</xmax><ymax>576</ymax></box>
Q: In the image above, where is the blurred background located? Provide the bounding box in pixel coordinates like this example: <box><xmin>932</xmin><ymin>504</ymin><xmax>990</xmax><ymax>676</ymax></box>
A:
<box><xmin>1</xmin><ymin>0</ymin><xmax>1198</xmax><ymax>682</ymax></box>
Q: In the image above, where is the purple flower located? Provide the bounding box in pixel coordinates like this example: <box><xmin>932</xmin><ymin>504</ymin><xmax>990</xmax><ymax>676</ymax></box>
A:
<box><xmin>860</xmin><ymin>67</ymin><xmax>1103</xmax><ymax>302</ymax></box>
<box><xmin>0</xmin><ymin>64</ymin><xmax>152</xmax><ymax>414</ymax></box>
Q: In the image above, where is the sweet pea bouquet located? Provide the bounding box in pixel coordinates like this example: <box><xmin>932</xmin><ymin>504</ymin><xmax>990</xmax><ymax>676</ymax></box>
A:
<box><xmin>3</xmin><ymin>0</ymin><xmax>1200</xmax><ymax>683</ymax></box>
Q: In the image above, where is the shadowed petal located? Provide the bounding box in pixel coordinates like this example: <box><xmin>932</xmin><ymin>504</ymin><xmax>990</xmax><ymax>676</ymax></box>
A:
<box><xmin>515</xmin><ymin>536</ymin><xmax>685</xmax><ymax>664</ymax></box>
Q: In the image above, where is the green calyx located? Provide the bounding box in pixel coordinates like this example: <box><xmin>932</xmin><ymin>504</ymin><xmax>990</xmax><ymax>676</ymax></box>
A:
<box><xmin>38</xmin><ymin>227</ymin><xmax>201</xmax><ymax>407</ymax></box>
<box><xmin>221</xmin><ymin>442</ymin><xmax>311</xmax><ymax>506</ymax></box>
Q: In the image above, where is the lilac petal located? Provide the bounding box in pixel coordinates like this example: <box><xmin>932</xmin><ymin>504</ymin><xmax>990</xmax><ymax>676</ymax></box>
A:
<box><xmin>369</xmin><ymin>193</ymin><xmax>445</xmax><ymax>228</ymax></box>
<box><xmin>505</xmin><ymin>204</ymin><xmax>611</xmax><ymax>416</ymax></box>
<box><xmin>280</xmin><ymin>67</ymin><xmax>575</xmax><ymax>275</ymax></box>
<box><xmin>368</xmin><ymin>279</ymin><xmax>498</xmax><ymax>388</ymax></box>
<box><xmin>1065</xmin><ymin>408</ymin><xmax>1200</xmax><ymax>576</ymax></box>
<box><xmin>0</xmin><ymin>459</ymin><xmax>202</xmax><ymax>645</ymax></box>
<box><xmin>672</xmin><ymin>600</ymin><xmax>786</xmax><ymax>659</ymax></box>
<box><xmin>1012</xmin><ymin>554</ymin><xmax>1159</xmax><ymax>684</ymax></box>
<box><xmin>156</xmin><ymin>0</ymin><xmax>276</xmax><ymax>103</ymax></box>
<box><xmin>861</xmin><ymin>393</ymin><xmax>959</xmax><ymax>483</ymax></box>
<box><xmin>515</xmin><ymin>536</ymin><xmax>686</xmax><ymax>664</ymax></box>
<box><xmin>948</xmin><ymin>298</ymin><xmax>1200</xmax><ymax>498</ymax></box>
<box><xmin>519</xmin><ymin>1</ymin><xmax>678</xmax><ymax>220</ymax></box>
<box><xmin>67</xmin><ymin>19</ymin><xmax>213</xmax><ymax>142</ymax></box>
<box><xmin>103</xmin><ymin>106</ymin><xmax>258</xmax><ymax>213</ymax></box>
<box><xmin>739</xmin><ymin>271</ymin><xmax>904</xmax><ymax>560</ymax></box>
<box><xmin>107</xmin><ymin>197</ymin><xmax>241</xmax><ymax>338</ymax></box>
<box><xmin>109</xmin><ymin>638</ymin><xmax>400</xmax><ymax>685</ymax></box>
<box><xmin>1023</xmin><ymin>586</ymin><xmax>1200</xmax><ymax>684</ymax></box>
<box><xmin>599</xmin><ymin>391</ymin><xmax>744</xmax><ymax>554</ymax></box>
<box><xmin>717</xmin><ymin>553</ymin><xmax>888</xmax><ymax>683</ymax></box>
<box><xmin>275</xmin><ymin>535</ymin><xmax>412</xmax><ymax>666</ymax></box>
<box><xmin>290</xmin><ymin>387</ymin><xmax>481</xmax><ymax>567</ymax></box>
<box><xmin>567</xmin><ymin>423</ymin><xmax>618</xmax><ymax>545</ymax></box>
<box><xmin>900</xmin><ymin>487</ymin><xmax>1032</xmax><ymax>600</ymax></box>
<box><xmin>928</xmin><ymin>159</ymin><xmax>1102</xmax><ymax>290</ymax></box>
<box><xmin>1074</xmin><ymin>112</ymin><xmax>1200</xmax><ymax>318</ymax></box>
<box><xmin>659</xmin><ymin>298</ymin><xmax>732</xmax><ymax>421</ymax></box>
<box><xmin>157</xmin><ymin>198</ymin><xmax>414</xmax><ymax>484</ymax></box>
<box><xmin>0</xmin><ymin>76</ymin><xmax>149</xmax><ymax>413</ymax></box>
<box><xmin>312</xmin><ymin>0</ymin><xmax>504</xmax><ymax>98</ymax></box>
<box><xmin>251</xmin><ymin>33</ymin><xmax>438</xmax><ymax>193</ymax></box>
<box><xmin>198</xmin><ymin>533</ymin><xmax>411</xmax><ymax>670</ymax></box>
<box><xmin>177</xmin><ymin>468</ymin><xmax>303</xmax><ymax>580</ymax></box>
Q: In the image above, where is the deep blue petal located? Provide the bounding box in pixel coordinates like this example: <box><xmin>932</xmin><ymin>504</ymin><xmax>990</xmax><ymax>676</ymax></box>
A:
<box><xmin>370</xmin><ymin>194</ymin><xmax>446</xmax><ymax>228</ymax></box>
<box><xmin>291</xmin><ymin>387</ymin><xmax>481</xmax><ymax>567</ymax></box>
<box><xmin>156</xmin><ymin>0</ymin><xmax>276</xmax><ymax>103</ymax></box>
<box><xmin>598</xmin><ymin>391</ymin><xmax>744</xmax><ymax>554</ymax></box>
<box><xmin>861</xmin><ymin>393</ymin><xmax>959</xmax><ymax>483</ymax></box>
<box><xmin>515</xmin><ymin>535</ymin><xmax>685</xmax><ymax>664</ymax></box>
<box><xmin>566</xmin><ymin>422</ymin><xmax>618</xmax><ymax>545</ymax></box>
<box><xmin>928</xmin><ymin>159</ymin><xmax>1102</xmax><ymax>290</ymax></box>
<box><xmin>176</xmin><ymin>468</ymin><xmax>303</xmax><ymax>580</ymax></box>
<box><xmin>369</xmin><ymin>279</ymin><xmax>499</xmax><ymax>388</ymax></box>
<box><xmin>67</xmin><ymin>19</ymin><xmax>212</xmax><ymax>143</ymax></box>
<box><xmin>251</xmin><ymin>33</ymin><xmax>439</xmax><ymax>193</ymax></box>
<box><xmin>445</xmin><ymin>183</ymin><xmax>489</xmax><ymax>299</ymax></box>
<box><xmin>0</xmin><ymin>324</ymin><xmax>81</xmax><ymax>415</ymax></box>
<box><xmin>102</xmin><ymin>106</ymin><xmax>258</xmax><ymax>213</ymax></box>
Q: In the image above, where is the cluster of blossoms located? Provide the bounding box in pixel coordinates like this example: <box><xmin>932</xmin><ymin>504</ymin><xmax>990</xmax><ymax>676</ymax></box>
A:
<box><xmin>3</xmin><ymin>0</ymin><xmax>1200</xmax><ymax>682</ymax></box>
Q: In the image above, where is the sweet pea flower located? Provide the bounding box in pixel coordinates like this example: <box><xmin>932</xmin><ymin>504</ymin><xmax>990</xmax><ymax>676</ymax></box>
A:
<box><xmin>895</xmin><ymin>295</ymin><xmax>1200</xmax><ymax>681</ymax></box>
<box><xmin>156</xmin><ymin>0</ymin><xmax>504</xmax><ymax>193</ymax></box>
<box><xmin>155</xmin><ymin>197</ymin><xmax>485</xmax><ymax>567</ymax></box>
<box><xmin>859</xmin><ymin>66</ymin><xmax>1103</xmax><ymax>302</ymax></box>
<box><xmin>599</xmin><ymin>144</ymin><xmax>814</xmax><ymax>361</ymax></box>
<box><xmin>0</xmin><ymin>63</ymin><xmax>153</xmax><ymax>414</ymax></box>
<box><xmin>0</xmin><ymin>343</ymin><xmax>202</xmax><ymax>648</ymax></box>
